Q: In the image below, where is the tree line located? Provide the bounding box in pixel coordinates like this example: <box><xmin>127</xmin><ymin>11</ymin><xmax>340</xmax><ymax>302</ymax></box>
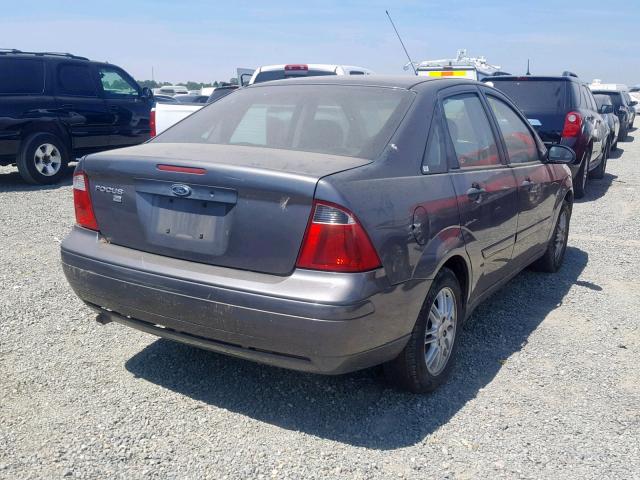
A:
<box><xmin>136</xmin><ymin>79</ymin><xmax>238</xmax><ymax>90</ymax></box>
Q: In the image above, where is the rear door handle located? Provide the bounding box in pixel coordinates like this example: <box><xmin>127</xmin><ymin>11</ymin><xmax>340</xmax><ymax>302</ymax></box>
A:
<box><xmin>59</xmin><ymin>104</ymin><xmax>73</xmax><ymax>109</ymax></box>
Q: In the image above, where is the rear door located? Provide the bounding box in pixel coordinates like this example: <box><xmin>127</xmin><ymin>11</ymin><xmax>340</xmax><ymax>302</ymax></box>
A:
<box><xmin>441</xmin><ymin>85</ymin><xmax>519</xmax><ymax>296</ymax></box>
<box><xmin>483</xmin><ymin>90</ymin><xmax>558</xmax><ymax>262</ymax></box>
<box><xmin>54</xmin><ymin>61</ymin><xmax>111</xmax><ymax>154</ymax></box>
<box><xmin>96</xmin><ymin>65</ymin><xmax>152</xmax><ymax>148</ymax></box>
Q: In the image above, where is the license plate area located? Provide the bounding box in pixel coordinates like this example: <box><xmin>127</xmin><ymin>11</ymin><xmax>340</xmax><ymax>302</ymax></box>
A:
<box><xmin>135</xmin><ymin>179</ymin><xmax>237</xmax><ymax>256</ymax></box>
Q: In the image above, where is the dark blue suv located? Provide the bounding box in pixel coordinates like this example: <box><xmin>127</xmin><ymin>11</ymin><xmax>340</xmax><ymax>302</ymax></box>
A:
<box><xmin>486</xmin><ymin>73</ymin><xmax>609</xmax><ymax>198</ymax></box>
<box><xmin>0</xmin><ymin>50</ymin><xmax>153</xmax><ymax>184</ymax></box>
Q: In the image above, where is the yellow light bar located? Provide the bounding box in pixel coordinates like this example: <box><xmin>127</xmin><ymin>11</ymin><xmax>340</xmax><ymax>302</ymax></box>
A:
<box><xmin>427</xmin><ymin>71</ymin><xmax>469</xmax><ymax>77</ymax></box>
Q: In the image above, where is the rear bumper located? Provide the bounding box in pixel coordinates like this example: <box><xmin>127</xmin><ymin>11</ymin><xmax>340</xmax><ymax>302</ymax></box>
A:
<box><xmin>61</xmin><ymin>227</ymin><xmax>425</xmax><ymax>374</ymax></box>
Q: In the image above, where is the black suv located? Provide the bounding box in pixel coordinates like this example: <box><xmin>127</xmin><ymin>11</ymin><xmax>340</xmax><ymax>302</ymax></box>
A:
<box><xmin>0</xmin><ymin>50</ymin><xmax>153</xmax><ymax>184</ymax></box>
<box><xmin>485</xmin><ymin>73</ymin><xmax>609</xmax><ymax>198</ymax></box>
<box><xmin>590</xmin><ymin>89</ymin><xmax>636</xmax><ymax>141</ymax></box>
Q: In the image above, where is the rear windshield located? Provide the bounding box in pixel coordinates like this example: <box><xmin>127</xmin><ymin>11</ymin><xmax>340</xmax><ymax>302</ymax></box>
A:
<box><xmin>491</xmin><ymin>80</ymin><xmax>567</xmax><ymax>114</ymax></box>
<box><xmin>253</xmin><ymin>69</ymin><xmax>336</xmax><ymax>84</ymax></box>
<box><xmin>0</xmin><ymin>58</ymin><xmax>45</xmax><ymax>95</ymax></box>
<box><xmin>154</xmin><ymin>85</ymin><xmax>413</xmax><ymax>159</ymax></box>
<box><xmin>207</xmin><ymin>88</ymin><xmax>236</xmax><ymax>103</ymax></box>
<box><xmin>593</xmin><ymin>91</ymin><xmax>622</xmax><ymax>107</ymax></box>
<box><xmin>593</xmin><ymin>94</ymin><xmax>611</xmax><ymax>107</ymax></box>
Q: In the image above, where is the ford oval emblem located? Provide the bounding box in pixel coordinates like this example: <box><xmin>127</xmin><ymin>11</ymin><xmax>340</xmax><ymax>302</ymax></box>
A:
<box><xmin>171</xmin><ymin>184</ymin><xmax>192</xmax><ymax>197</ymax></box>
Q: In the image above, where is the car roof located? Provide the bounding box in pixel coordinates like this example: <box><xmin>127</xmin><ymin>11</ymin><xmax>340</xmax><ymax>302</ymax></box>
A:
<box><xmin>489</xmin><ymin>75</ymin><xmax>578</xmax><ymax>82</ymax></box>
<box><xmin>247</xmin><ymin>74</ymin><xmax>470</xmax><ymax>90</ymax></box>
<box><xmin>257</xmin><ymin>63</ymin><xmax>372</xmax><ymax>73</ymax></box>
<box><xmin>0</xmin><ymin>49</ymin><xmax>90</xmax><ymax>61</ymax></box>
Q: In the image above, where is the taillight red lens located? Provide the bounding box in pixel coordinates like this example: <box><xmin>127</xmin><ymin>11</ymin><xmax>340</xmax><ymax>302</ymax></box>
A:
<box><xmin>562</xmin><ymin>111</ymin><xmax>582</xmax><ymax>137</ymax></box>
<box><xmin>296</xmin><ymin>201</ymin><xmax>381</xmax><ymax>273</ymax></box>
<box><xmin>73</xmin><ymin>172</ymin><xmax>99</xmax><ymax>231</ymax></box>
<box><xmin>150</xmin><ymin>109</ymin><xmax>156</xmax><ymax>137</ymax></box>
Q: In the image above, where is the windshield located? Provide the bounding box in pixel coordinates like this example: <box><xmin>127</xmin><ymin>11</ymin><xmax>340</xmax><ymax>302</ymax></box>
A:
<box><xmin>491</xmin><ymin>80</ymin><xmax>568</xmax><ymax>114</ymax></box>
<box><xmin>154</xmin><ymin>85</ymin><xmax>413</xmax><ymax>159</ymax></box>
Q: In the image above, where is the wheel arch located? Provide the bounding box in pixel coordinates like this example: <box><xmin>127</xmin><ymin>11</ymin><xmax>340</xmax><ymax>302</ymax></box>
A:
<box><xmin>19</xmin><ymin>121</ymin><xmax>72</xmax><ymax>155</ymax></box>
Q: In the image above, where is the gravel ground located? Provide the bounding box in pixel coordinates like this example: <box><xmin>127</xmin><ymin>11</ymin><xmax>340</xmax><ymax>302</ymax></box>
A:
<box><xmin>1</xmin><ymin>122</ymin><xmax>639</xmax><ymax>480</ymax></box>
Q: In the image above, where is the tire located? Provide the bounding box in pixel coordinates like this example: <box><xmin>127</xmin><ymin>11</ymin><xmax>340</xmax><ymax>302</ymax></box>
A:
<box><xmin>573</xmin><ymin>147</ymin><xmax>590</xmax><ymax>199</ymax></box>
<box><xmin>384</xmin><ymin>268</ymin><xmax>462</xmax><ymax>393</ymax></box>
<box><xmin>590</xmin><ymin>140</ymin><xmax>608</xmax><ymax>180</ymax></box>
<box><xmin>17</xmin><ymin>133</ymin><xmax>69</xmax><ymax>185</ymax></box>
<box><xmin>531</xmin><ymin>201</ymin><xmax>571</xmax><ymax>273</ymax></box>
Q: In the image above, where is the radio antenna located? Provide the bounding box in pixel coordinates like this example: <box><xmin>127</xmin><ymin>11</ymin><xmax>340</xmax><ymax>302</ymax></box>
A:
<box><xmin>385</xmin><ymin>10</ymin><xmax>417</xmax><ymax>75</ymax></box>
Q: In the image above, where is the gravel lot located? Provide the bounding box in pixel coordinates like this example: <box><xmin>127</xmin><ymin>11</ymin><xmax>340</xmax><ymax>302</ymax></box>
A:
<box><xmin>1</xmin><ymin>122</ymin><xmax>639</xmax><ymax>480</ymax></box>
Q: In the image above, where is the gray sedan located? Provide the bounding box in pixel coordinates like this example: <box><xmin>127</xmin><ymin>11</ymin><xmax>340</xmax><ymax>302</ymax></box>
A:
<box><xmin>62</xmin><ymin>76</ymin><xmax>575</xmax><ymax>393</ymax></box>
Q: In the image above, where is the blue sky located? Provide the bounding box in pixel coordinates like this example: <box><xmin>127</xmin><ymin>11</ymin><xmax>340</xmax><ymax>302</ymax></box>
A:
<box><xmin>2</xmin><ymin>0</ymin><xmax>639</xmax><ymax>85</ymax></box>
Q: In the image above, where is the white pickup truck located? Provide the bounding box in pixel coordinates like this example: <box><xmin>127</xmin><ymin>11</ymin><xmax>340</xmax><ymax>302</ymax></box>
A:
<box><xmin>151</xmin><ymin>86</ymin><xmax>238</xmax><ymax>136</ymax></box>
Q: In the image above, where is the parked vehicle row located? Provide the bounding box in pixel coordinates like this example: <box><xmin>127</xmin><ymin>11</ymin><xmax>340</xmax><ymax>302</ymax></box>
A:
<box><xmin>485</xmin><ymin>72</ymin><xmax>636</xmax><ymax>198</ymax></box>
<box><xmin>62</xmin><ymin>75</ymin><xmax>577</xmax><ymax>393</ymax></box>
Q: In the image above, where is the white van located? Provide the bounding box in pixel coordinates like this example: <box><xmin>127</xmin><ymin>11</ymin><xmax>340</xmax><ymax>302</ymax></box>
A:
<box><xmin>248</xmin><ymin>64</ymin><xmax>373</xmax><ymax>85</ymax></box>
<box><xmin>415</xmin><ymin>49</ymin><xmax>505</xmax><ymax>81</ymax></box>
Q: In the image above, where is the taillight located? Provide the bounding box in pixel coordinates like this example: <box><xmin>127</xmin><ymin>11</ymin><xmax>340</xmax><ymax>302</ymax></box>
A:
<box><xmin>562</xmin><ymin>111</ymin><xmax>582</xmax><ymax>137</ymax></box>
<box><xmin>150</xmin><ymin>109</ymin><xmax>156</xmax><ymax>137</ymax></box>
<box><xmin>296</xmin><ymin>201</ymin><xmax>381</xmax><ymax>273</ymax></box>
<box><xmin>73</xmin><ymin>171</ymin><xmax>99</xmax><ymax>231</ymax></box>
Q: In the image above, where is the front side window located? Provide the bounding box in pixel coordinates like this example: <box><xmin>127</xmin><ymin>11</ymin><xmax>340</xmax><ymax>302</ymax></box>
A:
<box><xmin>443</xmin><ymin>93</ymin><xmax>500</xmax><ymax>168</ymax></box>
<box><xmin>98</xmin><ymin>68</ymin><xmax>138</xmax><ymax>97</ymax></box>
<box><xmin>154</xmin><ymin>85</ymin><xmax>413</xmax><ymax>160</ymax></box>
<box><xmin>0</xmin><ymin>58</ymin><xmax>45</xmax><ymax>95</ymax></box>
<box><xmin>57</xmin><ymin>64</ymin><xmax>97</xmax><ymax>97</ymax></box>
<box><xmin>487</xmin><ymin>96</ymin><xmax>539</xmax><ymax>164</ymax></box>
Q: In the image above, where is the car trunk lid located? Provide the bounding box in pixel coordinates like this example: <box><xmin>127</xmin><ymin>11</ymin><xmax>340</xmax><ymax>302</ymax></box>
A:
<box><xmin>83</xmin><ymin>143</ymin><xmax>371</xmax><ymax>275</ymax></box>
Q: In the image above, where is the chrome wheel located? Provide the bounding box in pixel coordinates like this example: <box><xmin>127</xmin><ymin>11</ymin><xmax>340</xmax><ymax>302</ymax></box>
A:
<box><xmin>554</xmin><ymin>209</ymin><xmax>568</xmax><ymax>263</ymax></box>
<box><xmin>424</xmin><ymin>287</ymin><xmax>457</xmax><ymax>376</ymax></box>
<box><xmin>34</xmin><ymin>143</ymin><xmax>62</xmax><ymax>176</ymax></box>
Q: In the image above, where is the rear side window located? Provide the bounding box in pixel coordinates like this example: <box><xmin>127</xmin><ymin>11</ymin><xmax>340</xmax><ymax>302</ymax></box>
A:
<box><xmin>154</xmin><ymin>85</ymin><xmax>413</xmax><ymax>160</ymax></box>
<box><xmin>422</xmin><ymin>116</ymin><xmax>447</xmax><ymax>174</ymax></box>
<box><xmin>487</xmin><ymin>96</ymin><xmax>539</xmax><ymax>164</ymax></box>
<box><xmin>443</xmin><ymin>93</ymin><xmax>500</xmax><ymax>168</ymax></box>
<box><xmin>581</xmin><ymin>86</ymin><xmax>597</xmax><ymax>111</ymax></box>
<box><xmin>0</xmin><ymin>58</ymin><xmax>45</xmax><ymax>95</ymax></box>
<box><xmin>57</xmin><ymin>64</ymin><xmax>97</xmax><ymax>97</ymax></box>
<box><xmin>490</xmin><ymin>80</ymin><xmax>567</xmax><ymax>114</ymax></box>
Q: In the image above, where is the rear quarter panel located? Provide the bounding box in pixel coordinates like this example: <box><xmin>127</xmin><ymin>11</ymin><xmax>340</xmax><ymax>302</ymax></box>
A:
<box><xmin>317</xmin><ymin>86</ymin><xmax>471</xmax><ymax>324</ymax></box>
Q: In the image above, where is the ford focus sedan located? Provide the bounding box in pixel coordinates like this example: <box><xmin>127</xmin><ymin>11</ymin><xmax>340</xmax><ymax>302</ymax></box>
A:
<box><xmin>61</xmin><ymin>76</ymin><xmax>574</xmax><ymax>393</ymax></box>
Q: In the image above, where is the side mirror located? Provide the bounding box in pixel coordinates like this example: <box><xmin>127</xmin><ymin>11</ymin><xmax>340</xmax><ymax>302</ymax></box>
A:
<box><xmin>239</xmin><ymin>73</ymin><xmax>252</xmax><ymax>87</ymax></box>
<box><xmin>618</xmin><ymin>105</ymin><xmax>627</xmax><ymax>114</ymax></box>
<box><xmin>141</xmin><ymin>87</ymin><xmax>154</xmax><ymax>99</ymax></box>
<box><xmin>630</xmin><ymin>100</ymin><xmax>638</xmax><ymax>107</ymax></box>
<box><xmin>546</xmin><ymin>145</ymin><xmax>575</xmax><ymax>164</ymax></box>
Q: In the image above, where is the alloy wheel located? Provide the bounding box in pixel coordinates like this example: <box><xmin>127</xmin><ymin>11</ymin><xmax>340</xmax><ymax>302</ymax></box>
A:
<box><xmin>34</xmin><ymin>143</ymin><xmax>62</xmax><ymax>176</ymax></box>
<box><xmin>424</xmin><ymin>287</ymin><xmax>457</xmax><ymax>376</ymax></box>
